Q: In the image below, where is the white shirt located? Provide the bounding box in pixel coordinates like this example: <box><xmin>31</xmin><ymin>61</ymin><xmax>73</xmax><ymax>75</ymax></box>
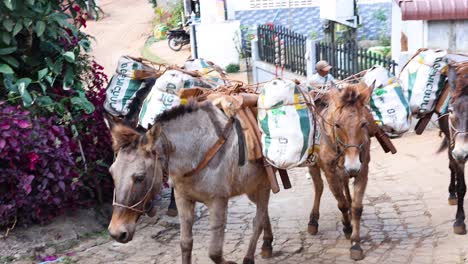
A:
<box><xmin>309</xmin><ymin>73</ymin><xmax>335</xmax><ymax>87</ymax></box>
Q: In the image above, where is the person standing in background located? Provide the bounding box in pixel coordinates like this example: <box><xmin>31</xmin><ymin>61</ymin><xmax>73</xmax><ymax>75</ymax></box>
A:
<box><xmin>309</xmin><ymin>60</ymin><xmax>335</xmax><ymax>88</ymax></box>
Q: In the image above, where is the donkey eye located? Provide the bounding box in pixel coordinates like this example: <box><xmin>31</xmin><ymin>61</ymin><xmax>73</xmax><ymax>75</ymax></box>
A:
<box><xmin>335</xmin><ymin>123</ymin><xmax>341</xmax><ymax>129</ymax></box>
<box><xmin>361</xmin><ymin>122</ymin><xmax>368</xmax><ymax>128</ymax></box>
<box><xmin>133</xmin><ymin>174</ymin><xmax>145</xmax><ymax>183</ymax></box>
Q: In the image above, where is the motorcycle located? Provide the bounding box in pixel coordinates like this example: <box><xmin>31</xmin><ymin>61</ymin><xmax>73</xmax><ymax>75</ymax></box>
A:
<box><xmin>167</xmin><ymin>20</ymin><xmax>191</xmax><ymax>52</ymax></box>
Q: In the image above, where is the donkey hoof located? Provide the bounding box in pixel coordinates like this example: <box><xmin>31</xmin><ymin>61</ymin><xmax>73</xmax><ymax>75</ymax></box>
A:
<box><xmin>448</xmin><ymin>196</ymin><xmax>457</xmax><ymax>206</ymax></box>
<box><xmin>166</xmin><ymin>208</ymin><xmax>178</xmax><ymax>217</ymax></box>
<box><xmin>224</xmin><ymin>261</ymin><xmax>237</xmax><ymax>264</ymax></box>
<box><xmin>261</xmin><ymin>247</ymin><xmax>273</xmax><ymax>258</ymax></box>
<box><xmin>343</xmin><ymin>225</ymin><xmax>353</xmax><ymax>239</ymax></box>
<box><xmin>453</xmin><ymin>222</ymin><xmax>467</xmax><ymax>235</ymax></box>
<box><xmin>350</xmin><ymin>244</ymin><xmax>364</xmax><ymax>261</ymax></box>
<box><xmin>242</xmin><ymin>257</ymin><xmax>254</xmax><ymax>264</ymax></box>
<box><xmin>308</xmin><ymin>224</ymin><xmax>319</xmax><ymax>235</ymax></box>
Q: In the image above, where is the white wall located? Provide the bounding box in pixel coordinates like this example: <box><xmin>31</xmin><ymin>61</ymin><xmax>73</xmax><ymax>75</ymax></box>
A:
<box><xmin>391</xmin><ymin>1</ymin><xmax>425</xmax><ymax>74</ymax></box>
<box><xmin>200</xmin><ymin>0</ymin><xmax>226</xmax><ymax>23</ymax></box>
<box><xmin>427</xmin><ymin>20</ymin><xmax>468</xmax><ymax>52</ymax></box>
<box><xmin>390</xmin><ymin>0</ymin><xmax>401</xmax><ymax>63</ymax></box>
<box><xmin>226</xmin><ymin>0</ymin><xmax>250</xmax><ymax>19</ymax></box>
<box><xmin>195</xmin><ymin>20</ymin><xmax>241</xmax><ymax>68</ymax></box>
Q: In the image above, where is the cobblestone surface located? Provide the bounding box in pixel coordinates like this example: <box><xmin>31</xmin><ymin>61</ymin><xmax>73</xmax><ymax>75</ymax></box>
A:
<box><xmin>51</xmin><ymin>131</ymin><xmax>467</xmax><ymax>264</ymax></box>
<box><xmin>12</xmin><ymin>1</ymin><xmax>464</xmax><ymax>263</ymax></box>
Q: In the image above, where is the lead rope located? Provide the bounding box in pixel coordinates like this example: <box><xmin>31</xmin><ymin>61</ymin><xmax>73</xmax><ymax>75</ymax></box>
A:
<box><xmin>112</xmin><ymin>171</ymin><xmax>156</xmax><ymax>214</ymax></box>
<box><xmin>111</xmin><ymin>131</ymin><xmax>173</xmax><ymax>214</ymax></box>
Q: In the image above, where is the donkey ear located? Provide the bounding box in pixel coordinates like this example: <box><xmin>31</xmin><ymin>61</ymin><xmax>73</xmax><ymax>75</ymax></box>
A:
<box><xmin>328</xmin><ymin>81</ymin><xmax>341</xmax><ymax>105</ymax></box>
<box><xmin>142</xmin><ymin>123</ymin><xmax>162</xmax><ymax>154</ymax></box>
<box><xmin>104</xmin><ymin>112</ymin><xmax>123</xmax><ymax>130</ymax></box>
<box><xmin>447</xmin><ymin>64</ymin><xmax>457</xmax><ymax>91</ymax></box>
<box><xmin>110</xmin><ymin>124</ymin><xmax>141</xmax><ymax>152</ymax></box>
<box><xmin>329</xmin><ymin>81</ymin><xmax>339</xmax><ymax>93</ymax></box>
<box><xmin>359</xmin><ymin>80</ymin><xmax>374</xmax><ymax>104</ymax></box>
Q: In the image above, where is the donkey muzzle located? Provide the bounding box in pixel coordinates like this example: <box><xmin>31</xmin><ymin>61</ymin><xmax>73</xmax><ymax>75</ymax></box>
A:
<box><xmin>108</xmin><ymin>223</ymin><xmax>134</xmax><ymax>243</ymax></box>
<box><xmin>344</xmin><ymin>156</ymin><xmax>361</xmax><ymax>176</ymax></box>
<box><xmin>452</xmin><ymin>148</ymin><xmax>467</xmax><ymax>163</ymax></box>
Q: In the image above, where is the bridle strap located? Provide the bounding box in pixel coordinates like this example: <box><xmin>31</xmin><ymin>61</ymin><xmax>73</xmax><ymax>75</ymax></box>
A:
<box><xmin>319</xmin><ymin>108</ymin><xmax>366</xmax><ymax>167</ymax></box>
<box><xmin>112</xmin><ymin>131</ymin><xmax>171</xmax><ymax>215</ymax></box>
<box><xmin>184</xmin><ymin>117</ymin><xmax>235</xmax><ymax>177</ymax></box>
<box><xmin>112</xmin><ymin>171</ymin><xmax>156</xmax><ymax>214</ymax></box>
<box><xmin>448</xmin><ymin>116</ymin><xmax>468</xmax><ymax>148</ymax></box>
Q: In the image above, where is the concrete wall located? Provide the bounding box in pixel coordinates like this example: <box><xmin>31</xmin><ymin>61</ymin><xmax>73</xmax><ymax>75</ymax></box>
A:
<box><xmin>391</xmin><ymin>2</ymin><xmax>468</xmax><ymax>74</ymax></box>
<box><xmin>426</xmin><ymin>20</ymin><xmax>468</xmax><ymax>52</ymax></box>
<box><xmin>225</xmin><ymin>0</ymin><xmax>249</xmax><ymax>20</ymax></box>
<box><xmin>234</xmin><ymin>2</ymin><xmax>392</xmax><ymax>40</ymax></box>
<box><xmin>194</xmin><ymin>20</ymin><xmax>241</xmax><ymax>68</ymax></box>
<box><xmin>199</xmin><ymin>0</ymin><xmax>226</xmax><ymax>23</ymax></box>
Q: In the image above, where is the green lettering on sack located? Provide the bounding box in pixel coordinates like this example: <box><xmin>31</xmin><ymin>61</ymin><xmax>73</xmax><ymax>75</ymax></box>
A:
<box><xmin>407</xmin><ymin>72</ymin><xmax>417</xmax><ymax>101</ymax></box>
<box><xmin>420</xmin><ymin>57</ymin><xmax>443</xmax><ymax>113</ymax></box>
<box><xmin>259</xmin><ymin>112</ymin><xmax>270</xmax><ymax>155</ymax></box>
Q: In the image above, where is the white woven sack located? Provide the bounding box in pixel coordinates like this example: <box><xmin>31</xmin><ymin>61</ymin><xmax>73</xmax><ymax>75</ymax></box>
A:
<box><xmin>258</xmin><ymin>79</ymin><xmax>316</xmax><ymax>169</ymax></box>
<box><xmin>104</xmin><ymin>56</ymin><xmax>148</xmax><ymax>116</ymax></box>
<box><xmin>400</xmin><ymin>49</ymin><xmax>448</xmax><ymax>116</ymax></box>
<box><xmin>154</xmin><ymin>70</ymin><xmax>193</xmax><ymax>94</ymax></box>
<box><xmin>138</xmin><ymin>88</ymin><xmax>181</xmax><ymax>129</ymax></box>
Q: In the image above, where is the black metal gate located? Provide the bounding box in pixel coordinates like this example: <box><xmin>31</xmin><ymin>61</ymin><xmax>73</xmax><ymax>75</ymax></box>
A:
<box><xmin>257</xmin><ymin>24</ymin><xmax>307</xmax><ymax>76</ymax></box>
<box><xmin>315</xmin><ymin>42</ymin><xmax>398</xmax><ymax>80</ymax></box>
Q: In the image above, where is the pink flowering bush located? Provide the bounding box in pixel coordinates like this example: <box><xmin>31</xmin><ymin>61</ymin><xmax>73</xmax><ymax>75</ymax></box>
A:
<box><xmin>0</xmin><ymin>0</ymin><xmax>116</xmax><ymax>228</ymax></box>
<box><xmin>0</xmin><ymin>103</ymin><xmax>80</xmax><ymax>226</ymax></box>
<box><xmin>0</xmin><ymin>62</ymin><xmax>113</xmax><ymax>227</ymax></box>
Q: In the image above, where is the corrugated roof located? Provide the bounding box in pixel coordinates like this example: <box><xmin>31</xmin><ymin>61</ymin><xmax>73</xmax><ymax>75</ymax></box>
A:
<box><xmin>398</xmin><ymin>0</ymin><xmax>468</xmax><ymax>21</ymax></box>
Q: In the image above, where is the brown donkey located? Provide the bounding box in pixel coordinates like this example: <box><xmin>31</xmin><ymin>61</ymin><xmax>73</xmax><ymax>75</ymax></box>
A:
<box><xmin>307</xmin><ymin>82</ymin><xmax>374</xmax><ymax>261</ymax></box>
<box><xmin>438</xmin><ymin>62</ymin><xmax>467</xmax><ymax>234</ymax></box>
<box><xmin>106</xmin><ymin>101</ymin><xmax>274</xmax><ymax>264</ymax></box>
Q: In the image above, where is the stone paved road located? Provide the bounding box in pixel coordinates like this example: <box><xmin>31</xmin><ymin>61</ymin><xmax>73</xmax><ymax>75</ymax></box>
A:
<box><xmin>64</xmin><ymin>131</ymin><xmax>467</xmax><ymax>264</ymax></box>
<box><xmin>60</xmin><ymin>1</ymin><xmax>467</xmax><ymax>263</ymax></box>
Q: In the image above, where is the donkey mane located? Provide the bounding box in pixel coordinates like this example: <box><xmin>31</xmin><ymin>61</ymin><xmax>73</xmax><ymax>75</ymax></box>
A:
<box><xmin>154</xmin><ymin>99</ymin><xmax>213</xmax><ymax>124</ymax></box>
<box><xmin>336</xmin><ymin>83</ymin><xmax>367</xmax><ymax>108</ymax></box>
<box><xmin>452</xmin><ymin>64</ymin><xmax>468</xmax><ymax>99</ymax></box>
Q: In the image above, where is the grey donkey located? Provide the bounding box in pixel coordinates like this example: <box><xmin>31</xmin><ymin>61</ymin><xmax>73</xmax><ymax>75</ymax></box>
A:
<box><xmin>106</xmin><ymin>100</ymin><xmax>274</xmax><ymax>264</ymax></box>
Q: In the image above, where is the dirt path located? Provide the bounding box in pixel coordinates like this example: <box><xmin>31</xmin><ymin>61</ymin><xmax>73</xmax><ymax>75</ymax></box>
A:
<box><xmin>82</xmin><ymin>0</ymin><xmax>154</xmax><ymax>77</ymax></box>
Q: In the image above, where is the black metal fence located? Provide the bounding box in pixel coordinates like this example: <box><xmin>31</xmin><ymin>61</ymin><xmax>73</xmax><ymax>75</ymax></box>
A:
<box><xmin>257</xmin><ymin>24</ymin><xmax>307</xmax><ymax>75</ymax></box>
<box><xmin>315</xmin><ymin>42</ymin><xmax>398</xmax><ymax>80</ymax></box>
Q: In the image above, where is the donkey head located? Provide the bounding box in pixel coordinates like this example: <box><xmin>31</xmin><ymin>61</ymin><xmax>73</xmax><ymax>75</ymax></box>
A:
<box><xmin>329</xmin><ymin>81</ymin><xmax>374</xmax><ymax>175</ymax></box>
<box><xmin>447</xmin><ymin>63</ymin><xmax>468</xmax><ymax>163</ymax></box>
<box><xmin>105</xmin><ymin>115</ymin><xmax>166</xmax><ymax>243</ymax></box>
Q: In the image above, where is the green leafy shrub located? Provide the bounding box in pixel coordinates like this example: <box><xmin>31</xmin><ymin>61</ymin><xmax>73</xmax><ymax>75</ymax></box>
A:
<box><xmin>225</xmin><ymin>63</ymin><xmax>240</xmax><ymax>73</ymax></box>
<box><xmin>0</xmin><ymin>0</ymin><xmax>114</xmax><ymax>227</ymax></box>
<box><xmin>0</xmin><ymin>0</ymin><xmax>95</xmax><ymax>116</ymax></box>
<box><xmin>167</xmin><ymin>1</ymin><xmax>184</xmax><ymax>28</ymax></box>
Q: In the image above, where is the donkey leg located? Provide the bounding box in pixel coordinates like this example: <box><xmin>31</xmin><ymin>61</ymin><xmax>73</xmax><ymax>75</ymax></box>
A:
<box><xmin>326</xmin><ymin>174</ymin><xmax>352</xmax><ymax>239</ymax></box>
<box><xmin>244</xmin><ymin>185</ymin><xmax>270</xmax><ymax>264</ymax></box>
<box><xmin>175</xmin><ymin>194</ymin><xmax>196</xmax><ymax>264</ymax></box>
<box><xmin>448</xmin><ymin>161</ymin><xmax>458</xmax><ymax>206</ymax></box>
<box><xmin>167</xmin><ymin>187</ymin><xmax>178</xmax><ymax>217</ymax></box>
<box><xmin>260</xmin><ymin>207</ymin><xmax>274</xmax><ymax>259</ymax></box>
<box><xmin>349</xmin><ymin>174</ymin><xmax>368</xmax><ymax>261</ymax></box>
<box><xmin>454</xmin><ymin>164</ymin><xmax>466</xmax><ymax>235</ymax></box>
<box><xmin>308</xmin><ymin>165</ymin><xmax>323</xmax><ymax>235</ymax></box>
<box><xmin>207</xmin><ymin>198</ymin><xmax>234</xmax><ymax>264</ymax></box>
